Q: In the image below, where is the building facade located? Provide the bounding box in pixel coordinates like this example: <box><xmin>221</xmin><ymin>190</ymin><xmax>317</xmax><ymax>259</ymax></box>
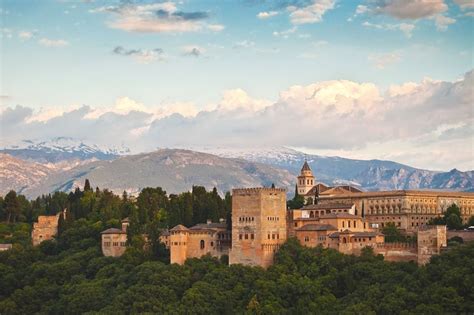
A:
<box><xmin>31</xmin><ymin>209</ymin><xmax>66</xmax><ymax>246</ymax></box>
<box><xmin>169</xmin><ymin>220</ymin><xmax>230</xmax><ymax>265</ymax></box>
<box><xmin>296</xmin><ymin>163</ymin><xmax>474</xmax><ymax>233</ymax></box>
<box><xmin>101</xmin><ymin>218</ymin><xmax>129</xmax><ymax>257</ymax></box>
<box><xmin>229</xmin><ymin>188</ymin><xmax>287</xmax><ymax>268</ymax></box>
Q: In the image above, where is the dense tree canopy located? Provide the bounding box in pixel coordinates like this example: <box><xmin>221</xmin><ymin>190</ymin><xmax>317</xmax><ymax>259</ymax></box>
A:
<box><xmin>0</xmin><ymin>229</ymin><xmax>473</xmax><ymax>314</ymax></box>
<box><xmin>0</xmin><ymin>182</ymin><xmax>473</xmax><ymax>314</ymax></box>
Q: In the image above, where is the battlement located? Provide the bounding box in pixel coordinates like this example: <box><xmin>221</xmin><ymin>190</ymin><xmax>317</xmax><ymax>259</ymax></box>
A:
<box><xmin>232</xmin><ymin>187</ymin><xmax>286</xmax><ymax>195</ymax></box>
<box><xmin>376</xmin><ymin>242</ymin><xmax>417</xmax><ymax>249</ymax></box>
<box><xmin>418</xmin><ymin>224</ymin><xmax>444</xmax><ymax>231</ymax></box>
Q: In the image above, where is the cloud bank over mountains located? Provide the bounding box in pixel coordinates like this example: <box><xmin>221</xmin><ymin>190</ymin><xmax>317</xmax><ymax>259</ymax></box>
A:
<box><xmin>1</xmin><ymin>70</ymin><xmax>472</xmax><ymax>171</ymax></box>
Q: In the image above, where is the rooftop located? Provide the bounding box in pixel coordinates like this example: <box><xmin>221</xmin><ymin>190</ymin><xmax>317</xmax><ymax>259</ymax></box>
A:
<box><xmin>170</xmin><ymin>224</ymin><xmax>189</xmax><ymax>232</ymax></box>
<box><xmin>297</xmin><ymin>224</ymin><xmax>337</xmax><ymax>232</ymax></box>
<box><xmin>320</xmin><ymin>213</ymin><xmax>360</xmax><ymax>219</ymax></box>
<box><xmin>302</xmin><ymin>203</ymin><xmax>354</xmax><ymax>210</ymax></box>
<box><xmin>101</xmin><ymin>228</ymin><xmax>126</xmax><ymax>235</ymax></box>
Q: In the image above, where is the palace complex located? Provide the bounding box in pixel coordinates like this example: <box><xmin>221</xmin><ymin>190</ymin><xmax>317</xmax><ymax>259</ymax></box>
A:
<box><xmin>99</xmin><ymin>161</ymin><xmax>474</xmax><ymax>267</ymax></box>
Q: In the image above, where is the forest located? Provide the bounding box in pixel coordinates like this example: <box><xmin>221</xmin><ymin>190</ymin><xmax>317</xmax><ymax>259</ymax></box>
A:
<box><xmin>0</xmin><ymin>181</ymin><xmax>473</xmax><ymax>314</ymax></box>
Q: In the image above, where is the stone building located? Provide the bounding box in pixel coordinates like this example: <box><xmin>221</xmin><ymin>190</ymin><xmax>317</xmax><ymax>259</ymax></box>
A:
<box><xmin>417</xmin><ymin>225</ymin><xmax>447</xmax><ymax>265</ymax></box>
<box><xmin>229</xmin><ymin>188</ymin><xmax>287</xmax><ymax>268</ymax></box>
<box><xmin>0</xmin><ymin>244</ymin><xmax>12</xmax><ymax>251</ymax></box>
<box><xmin>101</xmin><ymin>218</ymin><xmax>129</xmax><ymax>257</ymax></box>
<box><xmin>296</xmin><ymin>162</ymin><xmax>474</xmax><ymax>233</ymax></box>
<box><xmin>31</xmin><ymin>209</ymin><xmax>66</xmax><ymax>246</ymax></box>
<box><xmin>169</xmin><ymin>220</ymin><xmax>230</xmax><ymax>265</ymax></box>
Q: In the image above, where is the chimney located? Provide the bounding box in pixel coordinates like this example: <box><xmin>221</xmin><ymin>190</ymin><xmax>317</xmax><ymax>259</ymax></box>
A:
<box><xmin>121</xmin><ymin>218</ymin><xmax>130</xmax><ymax>232</ymax></box>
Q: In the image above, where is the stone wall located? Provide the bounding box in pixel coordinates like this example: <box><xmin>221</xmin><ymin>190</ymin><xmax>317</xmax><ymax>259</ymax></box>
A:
<box><xmin>447</xmin><ymin>231</ymin><xmax>474</xmax><ymax>243</ymax></box>
<box><xmin>101</xmin><ymin>233</ymin><xmax>127</xmax><ymax>257</ymax></box>
<box><xmin>229</xmin><ymin>188</ymin><xmax>287</xmax><ymax>268</ymax></box>
<box><xmin>31</xmin><ymin>212</ymin><xmax>62</xmax><ymax>246</ymax></box>
<box><xmin>373</xmin><ymin>243</ymin><xmax>418</xmax><ymax>263</ymax></box>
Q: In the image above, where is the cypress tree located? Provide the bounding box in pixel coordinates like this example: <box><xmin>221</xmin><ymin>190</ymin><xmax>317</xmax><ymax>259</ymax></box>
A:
<box><xmin>84</xmin><ymin>179</ymin><xmax>91</xmax><ymax>192</ymax></box>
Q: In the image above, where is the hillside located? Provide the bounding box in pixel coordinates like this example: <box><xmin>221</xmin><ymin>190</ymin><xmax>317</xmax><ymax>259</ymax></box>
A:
<box><xmin>200</xmin><ymin>147</ymin><xmax>474</xmax><ymax>191</ymax></box>
<box><xmin>21</xmin><ymin>149</ymin><xmax>294</xmax><ymax>198</ymax></box>
<box><xmin>0</xmin><ymin>154</ymin><xmax>53</xmax><ymax>194</ymax></box>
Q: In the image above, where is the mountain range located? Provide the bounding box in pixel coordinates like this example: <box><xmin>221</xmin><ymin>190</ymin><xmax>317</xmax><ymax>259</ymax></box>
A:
<box><xmin>0</xmin><ymin>139</ymin><xmax>473</xmax><ymax>198</ymax></box>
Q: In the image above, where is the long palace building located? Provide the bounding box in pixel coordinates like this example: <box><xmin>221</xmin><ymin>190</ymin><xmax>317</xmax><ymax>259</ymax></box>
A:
<box><xmin>296</xmin><ymin>161</ymin><xmax>474</xmax><ymax>234</ymax></box>
<box><xmin>100</xmin><ymin>161</ymin><xmax>474</xmax><ymax>267</ymax></box>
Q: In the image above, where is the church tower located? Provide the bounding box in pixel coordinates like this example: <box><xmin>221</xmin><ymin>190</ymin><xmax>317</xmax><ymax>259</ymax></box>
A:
<box><xmin>297</xmin><ymin>160</ymin><xmax>315</xmax><ymax>195</ymax></box>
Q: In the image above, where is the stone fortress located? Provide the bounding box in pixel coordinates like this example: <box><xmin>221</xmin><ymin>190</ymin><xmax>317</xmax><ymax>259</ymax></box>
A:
<box><xmin>77</xmin><ymin>161</ymin><xmax>467</xmax><ymax>266</ymax></box>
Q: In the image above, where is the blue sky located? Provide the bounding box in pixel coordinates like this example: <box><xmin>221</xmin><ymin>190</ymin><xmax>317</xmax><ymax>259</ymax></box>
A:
<box><xmin>0</xmin><ymin>0</ymin><xmax>473</xmax><ymax>170</ymax></box>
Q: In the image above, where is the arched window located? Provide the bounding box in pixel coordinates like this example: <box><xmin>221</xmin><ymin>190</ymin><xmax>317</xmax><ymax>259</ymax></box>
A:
<box><xmin>200</xmin><ymin>240</ymin><xmax>205</xmax><ymax>249</ymax></box>
<box><xmin>342</xmin><ymin>237</ymin><xmax>347</xmax><ymax>243</ymax></box>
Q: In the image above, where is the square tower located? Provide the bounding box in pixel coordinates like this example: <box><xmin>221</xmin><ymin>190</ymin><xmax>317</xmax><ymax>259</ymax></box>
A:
<box><xmin>229</xmin><ymin>188</ymin><xmax>287</xmax><ymax>268</ymax></box>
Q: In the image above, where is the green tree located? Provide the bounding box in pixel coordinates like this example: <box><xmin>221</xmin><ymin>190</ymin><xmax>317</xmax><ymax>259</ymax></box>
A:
<box><xmin>84</xmin><ymin>179</ymin><xmax>92</xmax><ymax>192</ymax></box>
<box><xmin>4</xmin><ymin>190</ymin><xmax>20</xmax><ymax>223</ymax></box>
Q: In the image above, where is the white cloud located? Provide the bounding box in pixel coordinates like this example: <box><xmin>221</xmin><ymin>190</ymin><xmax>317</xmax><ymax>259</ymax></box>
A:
<box><xmin>182</xmin><ymin>45</ymin><xmax>206</xmax><ymax>57</ymax></box>
<box><xmin>18</xmin><ymin>31</ymin><xmax>34</xmax><ymax>40</ymax></box>
<box><xmin>453</xmin><ymin>0</ymin><xmax>474</xmax><ymax>10</ymax></box>
<box><xmin>91</xmin><ymin>2</ymin><xmax>223</xmax><ymax>33</ymax></box>
<box><xmin>372</xmin><ymin>0</ymin><xmax>447</xmax><ymax>19</ymax></box>
<box><xmin>112</xmin><ymin>46</ymin><xmax>164</xmax><ymax>64</ymax></box>
<box><xmin>273</xmin><ymin>26</ymin><xmax>297</xmax><ymax>38</ymax></box>
<box><xmin>38</xmin><ymin>38</ymin><xmax>69</xmax><ymax>47</ymax></box>
<box><xmin>257</xmin><ymin>11</ymin><xmax>278</xmax><ymax>19</ymax></box>
<box><xmin>362</xmin><ymin>21</ymin><xmax>415</xmax><ymax>38</ymax></box>
<box><xmin>433</xmin><ymin>14</ymin><xmax>456</xmax><ymax>31</ymax></box>
<box><xmin>287</xmin><ymin>0</ymin><xmax>336</xmax><ymax>24</ymax></box>
<box><xmin>1</xmin><ymin>71</ymin><xmax>473</xmax><ymax>170</ymax></box>
<box><xmin>369</xmin><ymin>51</ymin><xmax>402</xmax><ymax>69</ymax></box>
<box><xmin>233</xmin><ymin>40</ymin><xmax>255</xmax><ymax>49</ymax></box>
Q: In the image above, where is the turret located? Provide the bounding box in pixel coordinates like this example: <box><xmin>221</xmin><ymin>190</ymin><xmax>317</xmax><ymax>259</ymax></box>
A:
<box><xmin>297</xmin><ymin>160</ymin><xmax>315</xmax><ymax>195</ymax></box>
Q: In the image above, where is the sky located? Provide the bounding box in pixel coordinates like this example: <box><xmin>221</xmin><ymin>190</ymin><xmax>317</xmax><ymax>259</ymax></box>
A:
<box><xmin>0</xmin><ymin>0</ymin><xmax>473</xmax><ymax>171</ymax></box>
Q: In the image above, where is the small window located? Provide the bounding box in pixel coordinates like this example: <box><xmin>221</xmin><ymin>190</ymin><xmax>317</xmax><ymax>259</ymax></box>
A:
<box><xmin>251</xmin><ymin>233</ymin><xmax>254</xmax><ymax>240</ymax></box>
<box><xmin>239</xmin><ymin>234</ymin><xmax>242</xmax><ymax>240</ymax></box>
<box><xmin>200</xmin><ymin>240</ymin><xmax>205</xmax><ymax>249</ymax></box>
<box><xmin>245</xmin><ymin>234</ymin><xmax>248</xmax><ymax>240</ymax></box>
<box><xmin>211</xmin><ymin>241</ymin><xmax>214</xmax><ymax>247</ymax></box>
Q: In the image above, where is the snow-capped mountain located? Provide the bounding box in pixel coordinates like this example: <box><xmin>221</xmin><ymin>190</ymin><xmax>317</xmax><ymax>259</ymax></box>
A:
<box><xmin>193</xmin><ymin>146</ymin><xmax>474</xmax><ymax>191</ymax></box>
<box><xmin>0</xmin><ymin>137</ymin><xmax>130</xmax><ymax>165</ymax></box>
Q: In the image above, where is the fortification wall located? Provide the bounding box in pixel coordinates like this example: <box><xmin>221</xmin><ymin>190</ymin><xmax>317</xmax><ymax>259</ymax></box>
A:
<box><xmin>447</xmin><ymin>231</ymin><xmax>474</xmax><ymax>242</ymax></box>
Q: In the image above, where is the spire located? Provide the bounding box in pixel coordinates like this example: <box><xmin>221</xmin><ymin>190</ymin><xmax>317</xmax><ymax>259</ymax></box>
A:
<box><xmin>301</xmin><ymin>160</ymin><xmax>311</xmax><ymax>172</ymax></box>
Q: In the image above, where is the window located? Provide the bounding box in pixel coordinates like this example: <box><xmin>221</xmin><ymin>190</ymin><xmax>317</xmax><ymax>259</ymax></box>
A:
<box><xmin>294</xmin><ymin>222</ymin><xmax>298</xmax><ymax>227</ymax></box>
<box><xmin>211</xmin><ymin>241</ymin><xmax>214</xmax><ymax>247</ymax></box>
<box><xmin>304</xmin><ymin>236</ymin><xmax>309</xmax><ymax>242</ymax></box>
<box><xmin>353</xmin><ymin>221</ymin><xmax>356</xmax><ymax>228</ymax></box>
<box><xmin>268</xmin><ymin>234</ymin><xmax>270</xmax><ymax>239</ymax></box>
<box><xmin>251</xmin><ymin>233</ymin><xmax>254</xmax><ymax>240</ymax></box>
<box><xmin>245</xmin><ymin>234</ymin><xmax>248</xmax><ymax>239</ymax></box>
<box><xmin>239</xmin><ymin>234</ymin><xmax>242</xmax><ymax>240</ymax></box>
<box><xmin>200</xmin><ymin>240</ymin><xmax>205</xmax><ymax>249</ymax></box>
<box><xmin>272</xmin><ymin>234</ymin><xmax>275</xmax><ymax>239</ymax></box>
<box><xmin>342</xmin><ymin>221</ymin><xmax>345</xmax><ymax>228</ymax></box>
<box><xmin>348</xmin><ymin>221</ymin><xmax>351</xmax><ymax>228</ymax></box>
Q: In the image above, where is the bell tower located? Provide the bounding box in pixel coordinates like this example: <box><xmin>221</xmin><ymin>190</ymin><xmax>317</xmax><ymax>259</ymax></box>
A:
<box><xmin>297</xmin><ymin>160</ymin><xmax>315</xmax><ymax>195</ymax></box>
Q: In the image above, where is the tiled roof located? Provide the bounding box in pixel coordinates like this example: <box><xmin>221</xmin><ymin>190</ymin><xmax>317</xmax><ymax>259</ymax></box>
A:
<box><xmin>101</xmin><ymin>228</ymin><xmax>126</xmax><ymax>234</ymax></box>
<box><xmin>170</xmin><ymin>224</ymin><xmax>189</xmax><ymax>231</ymax></box>
<box><xmin>297</xmin><ymin>224</ymin><xmax>337</xmax><ymax>231</ymax></box>
<box><xmin>320</xmin><ymin>213</ymin><xmax>359</xmax><ymax>219</ymax></box>
<box><xmin>190</xmin><ymin>222</ymin><xmax>227</xmax><ymax>230</ymax></box>
<box><xmin>301</xmin><ymin>161</ymin><xmax>312</xmax><ymax>172</ymax></box>
<box><xmin>302</xmin><ymin>203</ymin><xmax>353</xmax><ymax>210</ymax></box>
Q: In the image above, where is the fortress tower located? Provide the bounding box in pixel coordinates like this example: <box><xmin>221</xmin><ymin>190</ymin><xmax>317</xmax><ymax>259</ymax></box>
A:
<box><xmin>229</xmin><ymin>187</ymin><xmax>287</xmax><ymax>268</ymax></box>
<box><xmin>297</xmin><ymin>161</ymin><xmax>315</xmax><ymax>196</ymax></box>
